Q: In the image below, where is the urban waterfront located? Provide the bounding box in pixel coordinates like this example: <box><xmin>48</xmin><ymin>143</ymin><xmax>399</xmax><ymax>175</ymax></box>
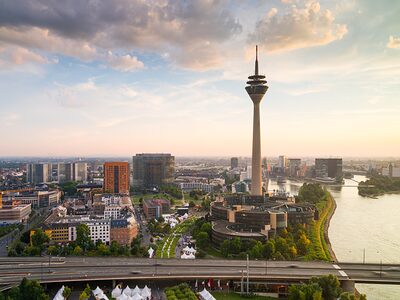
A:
<box><xmin>269</xmin><ymin>176</ymin><xmax>400</xmax><ymax>300</ymax></box>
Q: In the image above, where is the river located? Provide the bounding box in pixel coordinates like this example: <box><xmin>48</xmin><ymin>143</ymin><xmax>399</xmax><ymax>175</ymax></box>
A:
<box><xmin>268</xmin><ymin>176</ymin><xmax>400</xmax><ymax>299</ymax></box>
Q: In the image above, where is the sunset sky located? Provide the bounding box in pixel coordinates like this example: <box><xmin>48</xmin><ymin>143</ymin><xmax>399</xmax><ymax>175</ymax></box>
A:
<box><xmin>0</xmin><ymin>0</ymin><xmax>399</xmax><ymax>157</ymax></box>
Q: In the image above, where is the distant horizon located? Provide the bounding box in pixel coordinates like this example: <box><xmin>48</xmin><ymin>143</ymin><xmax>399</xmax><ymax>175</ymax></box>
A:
<box><xmin>1</xmin><ymin>155</ymin><xmax>399</xmax><ymax>160</ymax></box>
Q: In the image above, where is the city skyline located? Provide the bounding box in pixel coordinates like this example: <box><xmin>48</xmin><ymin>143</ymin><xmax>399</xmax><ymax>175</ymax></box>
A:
<box><xmin>1</xmin><ymin>0</ymin><xmax>399</xmax><ymax>157</ymax></box>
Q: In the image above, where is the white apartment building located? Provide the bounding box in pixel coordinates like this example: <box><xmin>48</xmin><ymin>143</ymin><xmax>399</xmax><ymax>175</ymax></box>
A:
<box><xmin>68</xmin><ymin>218</ymin><xmax>110</xmax><ymax>245</ymax></box>
<box><xmin>179</xmin><ymin>182</ymin><xmax>215</xmax><ymax>193</ymax></box>
<box><xmin>104</xmin><ymin>205</ymin><xmax>121</xmax><ymax>219</ymax></box>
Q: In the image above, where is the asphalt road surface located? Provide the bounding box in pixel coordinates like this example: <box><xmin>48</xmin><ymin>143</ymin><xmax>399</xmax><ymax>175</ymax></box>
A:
<box><xmin>0</xmin><ymin>257</ymin><xmax>399</xmax><ymax>287</ymax></box>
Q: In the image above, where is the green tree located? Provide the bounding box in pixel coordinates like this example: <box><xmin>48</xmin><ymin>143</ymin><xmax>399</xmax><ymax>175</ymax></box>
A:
<box><xmin>310</xmin><ymin>274</ymin><xmax>342</xmax><ymax>300</ymax></box>
<box><xmin>76</xmin><ymin>224</ymin><xmax>92</xmax><ymax>251</ymax></box>
<box><xmin>264</xmin><ymin>240</ymin><xmax>275</xmax><ymax>259</ymax></box>
<box><xmin>275</xmin><ymin>237</ymin><xmax>290</xmax><ymax>258</ymax></box>
<box><xmin>288</xmin><ymin>282</ymin><xmax>322</xmax><ymax>300</ymax></box>
<box><xmin>339</xmin><ymin>292</ymin><xmax>356</xmax><ymax>300</ymax></box>
<box><xmin>31</xmin><ymin>229</ymin><xmax>49</xmax><ymax>251</ymax></box>
<box><xmin>298</xmin><ymin>183</ymin><xmax>326</xmax><ymax>204</ymax></box>
<box><xmin>196</xmin><ymin>232</ymin><xmax>209</xmax><ymax>249</ymax></box>
<box><xmin>73</xmin><ymin>245</ymin><xmax>83</xmax><ymax>256</ymax></box>
<box><xmin>79</xmin><ymin>291</ymin><xmax>89</xmax><ymax>300</ymax></box>
<box><xmin>19</xmin><ymin>277</ymin><xmax>49</xmax><ymax>300</ymax></box>
<box><xmin>60</xmin><ymin>181</ymin><xmax>78</xmax><ymax>196</ymax></box>
<box><xmin>7</xmin><ymin>286</ymin><xmax>21</xmax><ymax>299</ymax></box>
<box><xmin>297</xmin><ymin>232</ymin><xmax>311</xmax><ymax>255</ymax></box>
<box><xmin>220</xmin><ymin>240</ymin><xmax>230</xmax><ymax>257</ymax></box>
<box><xmin>97</xmin><ymin>243</ymin><xmax>110</xmax><ymax>256</ymax></box>
<box><xmin>249</xmin><ymin>241</ymin><xmax>264</xmax><ymax>259</ymax></box>
<box><xmin>47</xmin><ymin>245</ymin><xmax>58</xmax><ymax>256</ymax></box>
<box><xmin>200</xmin><ymin>223</ymin><xmax>212</xmax><ymax>237</ymax></box>
<box><xmin>230</xmin><ymin>237</ymin><xmax>242</xmax><ymax>254</ymax></box>
<box><xmin>62</xmin><ymin>286</ymin><xmax>72</xmax><ymax>299</ymax></box>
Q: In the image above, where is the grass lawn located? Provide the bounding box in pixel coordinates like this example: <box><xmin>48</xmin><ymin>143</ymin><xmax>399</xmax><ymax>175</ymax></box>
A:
<box><xmin>156</xmin><ymin>217</ymin><xmax>196</xmax><ymax>258</ymax></box>
<box><xmin>212</xmin><ymin>292</ymin><xmax>277</xmax><ymax>300</ymax></box>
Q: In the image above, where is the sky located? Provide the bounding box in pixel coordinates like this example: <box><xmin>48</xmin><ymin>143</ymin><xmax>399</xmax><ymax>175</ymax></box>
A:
<box><xmin>0</xmin><ymin>0</ymin><xmax>399</xmax><ymax>158</ymax></box>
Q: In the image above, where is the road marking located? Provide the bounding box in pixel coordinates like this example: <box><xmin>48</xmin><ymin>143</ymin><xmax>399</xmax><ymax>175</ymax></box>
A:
<box><xmin>339</xmin><ymin>270</ymin><xmax>348</xmax><ymax>277</ymax></box>
<box><xmin>333</xmin><ymin>264</ymin><xmax>340</xmax><ymax>269</ymax></box>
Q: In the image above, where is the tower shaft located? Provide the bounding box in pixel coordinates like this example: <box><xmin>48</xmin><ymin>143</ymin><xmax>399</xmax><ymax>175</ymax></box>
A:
<box><xmin>251</xmin><ymin>100</ymin><xmax>262</xmax><ymax>196</ymax></box>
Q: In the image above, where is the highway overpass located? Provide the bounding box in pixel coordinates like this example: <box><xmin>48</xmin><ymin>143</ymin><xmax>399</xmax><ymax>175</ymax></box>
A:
<box><xmin>0</xmin><ymin>257</ymin><xmax>399</xmax><ymax>291</ymax></box>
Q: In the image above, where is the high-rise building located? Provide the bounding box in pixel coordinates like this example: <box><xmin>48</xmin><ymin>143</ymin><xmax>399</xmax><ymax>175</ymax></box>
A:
<box><xmin>288</xmin><ymin>159</ymin><xmax>301</xmax><ymax>177</ymax></box>
<box><xmin>58</xmin><ymin>162</ymin><xmax>87</xmax><ymax>183</ymax></box>
<box><xmin>382</xmin><ymin>164</ymin><xmax>400</xmax><ymax>178</ymax></box>
<box><xmin>315</xmin><ymin>158</ymin><xmax>343</xmax><ymax>179</ymax></box>
<box><xmin>230</xmin><ymin>157</ymin><xmax>239</xmax><ymax>169</ymax></box>
<box><xmin>27</xmin><ymin>163</ymin><xmax>51</xmax><ymax>184</ymax></box>
<box><xmin>73</xmin><ymin>162</ymin><xmax>88</xmax><ymax>182</ymax></box>
<box><xmin>245</xmin><ymin>46</ymin><xmax>268</xmax><ymax>196</ymax></box>
<box><xmin>278</xmin><ymin>155</ymin><xmax>288</xmax><ymax>169</ymax></box>
<box><xmin>58</xmin><ymin>163</ymin><xmax>73</xmax><ymax>183</ymax></box>
<box><xmin>132</xmin><ymin>153</ymin><xmax>175</xmax><ymax>188</ymax></box>
<box><xmin>103</xmin><ymin>162</ymin><xmax>130</xmax><ymax>194</ymax></box>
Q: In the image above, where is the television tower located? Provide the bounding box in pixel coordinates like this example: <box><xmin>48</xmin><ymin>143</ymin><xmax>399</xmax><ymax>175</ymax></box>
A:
<box><xmin>245</xmin><ymin>45</ymin><xmax>268</xmax><ymax>196</ymax></box>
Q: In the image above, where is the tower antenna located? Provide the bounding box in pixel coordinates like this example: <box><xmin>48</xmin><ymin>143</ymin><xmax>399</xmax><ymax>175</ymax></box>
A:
<box><xmin>255</xmin><ymin>45</ymin><xmax>259</xmax><ymax>76</ymax></box>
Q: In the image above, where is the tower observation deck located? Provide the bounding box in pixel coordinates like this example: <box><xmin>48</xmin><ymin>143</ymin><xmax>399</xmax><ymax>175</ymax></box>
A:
<box><xmin>245</xmin><ymin>46</ymin><xmax>268</xmax><ymax>196</ymax></box>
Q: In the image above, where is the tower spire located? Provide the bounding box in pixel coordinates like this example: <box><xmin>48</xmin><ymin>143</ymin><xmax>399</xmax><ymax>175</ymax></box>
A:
<box><xmin>255</xmin><ymin>45</ymin><xmax>259</xmax><ymax>76</ymax></box>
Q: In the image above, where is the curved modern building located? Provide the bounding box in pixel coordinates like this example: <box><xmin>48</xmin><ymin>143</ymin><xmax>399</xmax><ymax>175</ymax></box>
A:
<box><xmin>210</xmin><ymin>194</ymin><xmax>316</xmax><ymax>246</ymax></box>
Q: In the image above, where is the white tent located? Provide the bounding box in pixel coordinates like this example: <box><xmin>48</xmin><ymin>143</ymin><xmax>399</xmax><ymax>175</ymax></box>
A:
<box><xmin>53</xmin><ymin>285</ymin><xmax>64</xmax><ymax>300</ymax></box>
<box><xmin>187</xmin><ymin>247</ymin><xmax>197</xmax><ymax>254</ymax></box>
<box><xmin>181</xmin><ymin>252</ymin><xmax>195</xmax><ymax>259</ymax></box>
<box><xmin>112</xmin><ymin>286</ymin><xmax>122</xmax><ymax>298</ymax></box>
<box><xmin>148</xmin><ymin>247</ymin><xmax>154</xmax><ymax>258</ymax></box>
<box><xmin>132</xmin><ymin>285</ymin><xmax>141</xmax><ymax>295</ymax></box>
<box><xmin>141</xmin><ymin>285</ymin><xmax>151</xmax><ymax>299</ymax></box>
<box><xmin>131</xmin><ymin>293</ymin><xmax>143</xmax><ymax>300</ymax></box>
<box><xmin>95</xmin><ymin>293</ymin><xmax>109</xmax><ymax>300</ymax></box>
<box><xmin>116</xmin><ymin>293</ymin><xmax>130</xmax><ymax>300</ymax></box>
<box><xmin>123</xmin><ymin>285</ymin><xmax>132</xmax><ymax>296</ymax></box>
<box><xmin>93</xmin><ymin>286</ymin><xmax>103</xmax><ymax>297</ymax></box>
<box><xmin>182</xmin><ymin>246</ymin><xmax>191</xmax><ymax>252</ymax></box>
<box><xmin>199</xmin><ymin>288</ymin><xmax>216</xmax><ymax>300</ymax></box>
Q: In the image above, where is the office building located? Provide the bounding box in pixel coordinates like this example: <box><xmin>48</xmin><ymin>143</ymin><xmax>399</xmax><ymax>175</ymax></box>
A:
<box><xmin>288</xmin><ymin>159</ymin><xmax>301</xmax><ymax>177</ymax></box>
<box><xmin>230</xmin><ymin>157</ymin><xmax>239</xmax><ymax>169</ymax></box>
<box><xmin>132</xmin><ymin>153</ymin><xmax>175</xmax><ymax>188</ymax></box>
<box><xmin>143</xmin><ymin>198</ymin><xmax>170</xmax><ymax>220</ymax></box>
<box><xmin>110</xmin><ymin>216</ymin><xmax>138</xmax><ymax>246</ymax></box>
<box><xmin>315</xmin><ymin>158</ymin><xmax>343</xmax><ymax>179</ymax></box>
<box><xmin>278</xmin><ymin>155</ymin><xmax>288</xmax><ymax>170</ymax></box>
<box><xmin>0</xmin><ymin>201</ymin><xmax>31</xmax><ymax>224</ymax></box>
<box><xmin>58</xmin><ymin>162</ymin><xmax>87</xmax><ymax>183</ymax></box>
<box><xmin>13</xmin><ymin>190</ymin><xmax>61</xmax><ymax>208</ymax></box>
<box><xmin>26</xmin><ymin>163</ymin><xmax>51</xmax><ymax>184</ymax></box>
<box><xmin>74</xmin><ymin>162</ymin><xmax>88</xmax><ymax>182</ymax></box>
<box><xmin>382</xmin><ymin>164</ymin><xmax>400</xmax><ymax>178</ymax></box>
<box><xmin>245</xmin><ymin>46</ymin><xmax>268</xmax><ymax>196</ymax></box>
<box><xmin>58</xmin><ymin>163</ymin><xmax>73</xmax><ymax>183</ymax></box>
<box><xmin>103</xmin><ymin>162</ymin><xmax>130</xmax><ymax>195</ymax></box>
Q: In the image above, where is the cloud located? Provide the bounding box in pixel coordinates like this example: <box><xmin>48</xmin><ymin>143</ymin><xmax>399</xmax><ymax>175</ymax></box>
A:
<box><xmin>248</xmin><ymin>1</ymin><xmax>348</xmax><ymax>53</ymax></box>
<box><xmin>0</xmin><ymin>0</ymin><xmax>242</xmax><ymax>70</ymax></box>
<box><xmin>106</xmin><ymin>52</ymin><xmax>144</xmax><ymax>72</ymax></box>
<box><xmin>387</xmin><ymin>35</ymin><xmax>400</xmax><ymax>49</ymax></box>
<box><xmin>0</xmin><ymin>45</ymin><xmax>48</xmax><ymax>68</ymax></box>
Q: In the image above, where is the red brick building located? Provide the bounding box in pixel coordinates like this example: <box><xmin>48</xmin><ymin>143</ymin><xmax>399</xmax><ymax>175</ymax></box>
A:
<box><xmin>103</xmin><ymin>162</ymin><xmax>130</xmax><ymax>195</ymax></box>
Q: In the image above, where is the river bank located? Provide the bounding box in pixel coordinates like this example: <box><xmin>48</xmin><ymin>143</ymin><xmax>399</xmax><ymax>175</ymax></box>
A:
<box><xmin>324</xmin><ymin>192</ymin><xmax>337</xmax><ymax>262</ymax></box>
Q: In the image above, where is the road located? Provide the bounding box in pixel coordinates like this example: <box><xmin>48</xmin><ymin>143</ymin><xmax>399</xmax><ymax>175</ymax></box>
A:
<box><xmin>1</xmin><ymin>257</ymin><xmax>400</xmax><ymax>288</ymax></box>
